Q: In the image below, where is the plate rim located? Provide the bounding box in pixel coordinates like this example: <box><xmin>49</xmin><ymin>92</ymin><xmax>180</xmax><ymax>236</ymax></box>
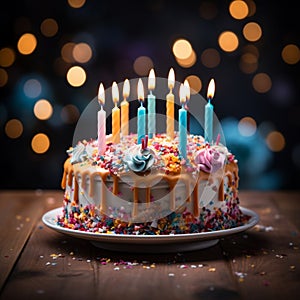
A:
<box><xmin>42</xmin><ymin>206</ymin><xmax>259</xmax><ymax>245</ymax></box>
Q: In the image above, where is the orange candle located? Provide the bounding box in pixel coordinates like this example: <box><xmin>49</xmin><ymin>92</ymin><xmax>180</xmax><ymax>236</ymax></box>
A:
<box><xmin>112</xmin><ymin>81</ymin><xmax>120</xmax><ymax>144</ymax></box>
<box><xmin>121</xmin><ymin>79</ymin><xmax>130</xmax><ymax>137</ymax></box>
<box><xmin>166</xmin><ymin>68</ymin><xmax>175</xmax><ymax>139</ymax></box>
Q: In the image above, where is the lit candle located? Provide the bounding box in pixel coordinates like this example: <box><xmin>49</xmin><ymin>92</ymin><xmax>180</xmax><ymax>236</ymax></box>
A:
<box><xmin>121</xmin><ymin>79</ymin><xmax>130</xmax><ymax>137</ymax></box>
<box><xmin>97</xmin><ymin>83</ymin><xmax>106</xmax><ymax>156</ymax></box>
<box><xmin>184</xmin><ymin>79</ymin><xmax>190</xmax><ymax>132</ymax></box>
<box><xmin>137</xmin><ymin>79</ymin><xmax>146</xmax><ymax>144</ymax></box>
<box><xmin>112</xmin><ymin>81</ymin><xmax>120</xmax><ymax>144</ymax></box>
<box><xmin>166</xmin><ymin>68</ymin><xmax>175</xmax><ymax>139</ymax></box>
<box><xmin>147</xmin><ymin>68</ymin><xmax>156</xmax><ymax>139</ymax></box>
<box><xmin>204</xmin><ymin>78</ymin><xmax>215</xmax><ymax>143</ymax></box>
<box><xmin>178</xmin><ymin>83</ymin><xmax>187</xmax><ymax>159</ymax></box>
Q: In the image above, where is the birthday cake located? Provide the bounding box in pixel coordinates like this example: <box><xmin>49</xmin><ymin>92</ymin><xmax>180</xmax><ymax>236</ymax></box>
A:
<box><xmin>57</xmin><ymin>132</ymin><xmax>250</xmax><ymax>234</ymax></box>
<box><xmin>56</xmin><ymin>73</ymin><xmax>250</xmax><ymax>235</ymax></box>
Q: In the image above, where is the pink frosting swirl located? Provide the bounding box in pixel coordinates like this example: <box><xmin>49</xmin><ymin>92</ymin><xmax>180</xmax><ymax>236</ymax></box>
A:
<box><xmin>195</xmin><ymin>147</ymin><xmax>225</xmax><ymax>173</ymax></box>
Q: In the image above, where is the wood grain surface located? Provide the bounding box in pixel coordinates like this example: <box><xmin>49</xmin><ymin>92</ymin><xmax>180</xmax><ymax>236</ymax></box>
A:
<box><xmin>0</xmin><ymin>190</ymin><xmax>299</xmax><ymax>300</ymax></box>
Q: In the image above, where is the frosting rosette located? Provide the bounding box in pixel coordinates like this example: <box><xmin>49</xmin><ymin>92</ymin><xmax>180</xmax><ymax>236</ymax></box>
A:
<box><xmin>124</xmin><ymin>145</ymin><xmax>155</xmax><ymax>173</ymax></box>
<box><xmin>194</xmin><ymin>146</ymin><xmax>226</xmax><ymax>173</ymax></box>
<box><xmin>68</xmin><ymin>141</ymin><xmax>95</xmax><ymax>164</ymax></box>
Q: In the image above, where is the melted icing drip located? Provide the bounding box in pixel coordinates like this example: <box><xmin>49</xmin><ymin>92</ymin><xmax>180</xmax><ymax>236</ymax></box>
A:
<box><xmin>62</xmin><ymin>156</ymin><xmax>239</xmax><ymax>219</ymax></box>
<box><xmin>112</xmin><ymin>175</ymin><xmax>119</xmax><ymax>195</ymax></box>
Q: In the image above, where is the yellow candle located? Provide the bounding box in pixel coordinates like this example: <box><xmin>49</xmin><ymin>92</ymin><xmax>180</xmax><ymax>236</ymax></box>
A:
<box><xmin>112</xmin><ymin>81</ymin><xmax>120</xmax><ymax>144</ymax></box>
<box><xmin>166</xmin><ymin>68</ymin><xmax>175</xmax><ymax>139</ymax></box>
<box><xmin>121</xmin><ymin>79</ymin><xmax>130</xmax><ymax>137</ymax></box>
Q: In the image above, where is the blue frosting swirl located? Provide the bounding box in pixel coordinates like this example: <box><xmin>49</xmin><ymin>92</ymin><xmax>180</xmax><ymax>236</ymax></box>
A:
<box><xmin>124</xmin><ymin>146</ymin><xmax>155</xmax><ymax>173</ymax></box>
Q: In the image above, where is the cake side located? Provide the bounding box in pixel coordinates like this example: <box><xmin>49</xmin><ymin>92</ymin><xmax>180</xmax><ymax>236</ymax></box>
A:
<box><xmin>56</xmin><ymin>133</ymin><xmax>250</xmax><ymax>234</ymax></box>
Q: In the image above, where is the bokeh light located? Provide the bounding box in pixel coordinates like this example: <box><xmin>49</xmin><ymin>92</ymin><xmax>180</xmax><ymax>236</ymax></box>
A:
<box><xmin>5</xmin><ymin>119</ymin><xmax>23</xmax><ymax>139</ymax></box>
<box><xmin>0</xmin><ymin>68</ymin><xmax>8</xmax><ymax>87</ymax></box>
<box><xmin>0</xmin><ymin>47</ymin><xmax>15</xmax><ymax>67</ymax></box>
<box><xmin>242</xmin><ymin>44</ymin><xmax>260</xmax><ymax>58</ymax></box>
<box><xmin>243</xmin><ymin>22</ymin><xmax>262</xmax><ymax>42</ymax></box>
<box><xmin>68</xmin><ymin>0</ymin><xmax>86</xmax><ymax>8</ymax></box>
<box><xmin>60</xmin><ymin>104</ymin><xmax>80</xmax><ymax>124</ymax></box>
<box><xmin>201</xmin><ymin>48</ymin><xmax>221</xmax><ymax>68</ymax></box>
<box><xmin>172</xmin><ymin>39</ymin><xmax>193</xmax><ymax>60</ymax></box>
<box><xmin>133</xmin><ymin>56</ymin><xmax>153</xmax><ymax>76</ymax></box>
<box><xmin>185</xmin><ymin>75</ymin><xmax>202</xmax><ymax>94</ymax></box>
<box><xmin>266</xmin><ymin>131</ymin><xmax>285</xmax><ymax>152</ymax></box>
<box><xmin>281</xmin><ymin>44</ymin><xmax>300</xmax><ymax>65</ymax></box>
<box><xmin>61</xmin><ymin>42</ymin><xmax>76</xmax><ymax>63</ymax></box>
<box><xmin>245</xmin><ymin>0</ymin><xmax>257</xmax><ymax>16</ymax></box>
<box><xmin>238</xmin><ymin>116</ymin><xmax>257</xmax><ymax>136</ymax></box>
<box><xmin>31</xmin><ymin>133</ymin><xmax>50</xmax><ymax>154</ymax></box>
<box><xmin>40</xmin><ymin>18</ymin><xmax>58</xmax><ymax>37</ymax></box>
<box><xmin>218</xmin><ymin>31</ymin><xmax>239</xmax><ymax>52</ymax></box>
<box><xmin>23</xmin><ymin>78</ymin><xmax>42</xmax><ymax>98</ymax></box>
<box><xmin>66</xmin><ymin>66</ymin><xmax>86</xmax><ymax>87</ymax></box>
<box><xmin>33</xmin><ymin>99</ymin><xmax>53</xmax><ymax>120</ymax></box>
<box><xmin>229</xmin><ymin>0</ymin><xmax>249</xmax><ymax>20</ymax></box>
<box><xmin>73</xmin><ymin>42</ymin><xmax>92</xmax><ymax>63</ymax></box>
<box><xmin>252</xmin><ymin>73</ymin><xmax>272</xmax><ymax>93</ymax></box>
<box><xmin>239</xmin><ymin>52</ymin><xmax>258</xmax><ymax>74</ymax></box>
<box><xmin>175</xmin><ymin>50</ymin><xmax>197</xmax><ymax>68</ymax></box>
<box><xmin>17</xmin><ymin>33</ymin><xmax>37</xmax><ymax>55</ymax></box>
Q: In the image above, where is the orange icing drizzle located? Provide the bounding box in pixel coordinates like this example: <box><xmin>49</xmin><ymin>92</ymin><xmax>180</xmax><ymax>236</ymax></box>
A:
<box><xmin>61</xmin><ymin>158</ymin><xmax>239</xmax><ymax>219</ymax></box>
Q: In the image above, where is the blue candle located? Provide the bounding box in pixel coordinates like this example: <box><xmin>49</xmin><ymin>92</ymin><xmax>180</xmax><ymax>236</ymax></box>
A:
<box><xmin>179</xmin><ymin>105</ymin><xmax>187</xmax><ymax>159</ymax></box>
<box><xmin>204</xmin><ymin>100</ymin><xmax>213</xmax><ymax>143</ymax></box>
<box><xmin>137</xmin><ymin>102</ymin><xmax>146</xmax><ymax>144</ymax></box>
<box><xmin>147</xmin><ymin>69</ymin><xmax>156</xmax><ymax>139</ymax></box>
<box><xmin>204</xmin><ymin>79</ymin><xmax>215</xmax><ymax>143</ymax></box>
<box><xmin>137</xmin><ymin>79</ymin><xmax>146</xmax><ymax>144</ymax></box>
<box><xmin>179</xmin><ymin>83</ymin><xmax>187</xmax><ymax>159</ymax></box>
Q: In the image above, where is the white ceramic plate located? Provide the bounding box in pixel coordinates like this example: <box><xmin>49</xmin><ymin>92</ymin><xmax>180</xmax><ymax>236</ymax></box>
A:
<box><xmin>42</xmin><ymin>207</ymin><xmax>259</xmax><ymax>253</ymax></box>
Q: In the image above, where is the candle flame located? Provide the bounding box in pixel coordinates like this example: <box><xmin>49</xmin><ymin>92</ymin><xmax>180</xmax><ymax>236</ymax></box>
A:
<box><xmin>112</xmin><ymin>81</ymin><xmax>119</xmax><ymax>104</ymax></box>
<box><xmin>98</xmin><ymin>83</ymin><xmax>105</xmax><ymax>105</ymax></box>
<box><xmin>123</xmin><ymin>79</ymin><xmax>130</xmax><ymax>99</ymax></box>
<box><xmin>168</xmin><ymin>67</ymin><xmax>175</xmax><ymax>90</ymax></box>
<box><xmin>148</xmin><ymin>68</ymin><xmax>156</xmax><ymax>90</ymax></box>
<box><xmin>179</xmin><ymin>83</ymin><xmax>186</xmax><ymax>103</ymax></box>
<box><xmin>137</xmin><ymin>78</ymin><xmax>144</xmax><ymax>102</ymax></box>
<box><xmin>207</xmin><ymin>78</ymin><xmax>215</xmax><ymax>100</ymax></box>
<box><xmin>184</xmin><ymin>79</ymin><xmax>190</xmax><ymax>101</ymax></box>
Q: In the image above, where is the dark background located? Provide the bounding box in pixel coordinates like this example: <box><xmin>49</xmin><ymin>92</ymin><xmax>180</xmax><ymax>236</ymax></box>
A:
<box><xmin>0</xmin><ymin>0</ymin><xmax>299</xmax><ymax>190</ymax></box>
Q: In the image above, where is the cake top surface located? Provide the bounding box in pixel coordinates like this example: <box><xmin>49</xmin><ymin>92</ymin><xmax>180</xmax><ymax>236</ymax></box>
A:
<box><xmin>67</xmin><ymin>133</ymin><xmax>236</xmax><ymax>178</ymax></box>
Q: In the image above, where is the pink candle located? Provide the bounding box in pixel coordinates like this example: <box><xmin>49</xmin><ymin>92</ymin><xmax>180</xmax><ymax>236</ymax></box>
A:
<box><xmin>215</xmin><ymin>133</ymin><xmax>220</xmax><ymax>145</ymax></box>
<box><xmin>97</xmin><ymin>83</ymin><xmax>106</xmax><ymax>156</ymax></box>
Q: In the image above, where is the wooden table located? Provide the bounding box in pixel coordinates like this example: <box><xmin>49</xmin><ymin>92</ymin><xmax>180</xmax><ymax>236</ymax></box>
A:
<box><xmin>0</xmin><ymin>190</ymin><xmax>299</xmax><ymax>300</ymax></box>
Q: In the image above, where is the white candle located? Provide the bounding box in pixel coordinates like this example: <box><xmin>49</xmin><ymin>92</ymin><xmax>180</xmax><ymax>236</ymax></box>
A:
<box><xmin>147</xmin><ymin>68</ymin><xmax>156</xmax><ymax>139</ymax></box>
<box><xmin>97</xmin><ymin>83</ymin><xmax>106</xmax><ymax>156</ymax></box>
